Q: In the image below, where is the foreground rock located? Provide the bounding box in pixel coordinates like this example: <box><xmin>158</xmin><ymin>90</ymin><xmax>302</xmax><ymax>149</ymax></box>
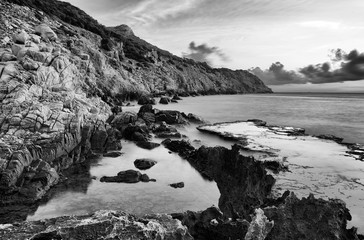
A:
<box><xmin>100</xmin><ymin>170</ymin><xmax>155</xmax><ymax>183</ymax></box>
<box><xmin>0</xmin><ymin>210</ymin><xmax>193</xmax><ymax>240</ymax></box>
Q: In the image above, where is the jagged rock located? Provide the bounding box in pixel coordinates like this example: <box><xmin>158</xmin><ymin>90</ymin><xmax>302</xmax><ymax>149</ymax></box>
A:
<box><xmin>160</xmin><ymin>97</ymin><xmax>171</xmax><ymax>104</ymax></box>
<box><xmin>162</xmin><ymin>139</ymin><xmax>195</xmax><ymax>158</ymax></box>
<box><xmin>138</xmin><ymin>96</ymin><xmax>156</xmax><ymax>105</ymax></box>
<box><xmin>174</xmin><ymin>206</ymin><xmax>249</xmax><ymax>240</ymax></box>
<box><xmin>103</xmin><ymin>151</ymin><xmax>123</xmax><ymax>158</ymax></box>
<box><xmin>12</xmin><ymin>29</ymin><xmax>29</xmax><ymax>44</ymax></box>
<box><xmin>155</xmin><ymin>110</ymin><xmax>188</xmax><ymax>124</ymax></box>
<box><xmin>134</xmin><ymin>158</ymin><xmax>157</xmax><ymax>170</ymax></box>
<box><xmin>170</xmin><ymin>182</ymin><xmax>184</xmax><ymax>188</ymax></box>
<box><xmin>245</xmin><ymin>208</ymin><xmax>274</xmax><ymax>240</ymax></box>
<box><xmin>316</xmin><ymin>134</ymin><xmax>344</xmax><ymax>143</ymax></box>
<box><xmin>21</xmin><ymin>57</ymin><xmax>39</xmax><ymax>70</ymax></box>
<box><xmin>122</xmin><ymin>124</ymin><xmax>150</xmax><ymax>142</ymax></box>
<box><xmin>35</xmin><ymin>23</ymin><xmax>57</xmax><ymax>41</ymax></box>
<box><xmin>111</xmin><ymin>111</ymin><xmax>138</xmax><ymax>127</ymax></box>
<box><xmin>263</xmin><ymin>192</ymin><xmax>361</xmax><ymax>240</ymax></box>
<box><xmin>100</xmin><ymin>169</ymin><xmax>154</xmax><ymax>183</ymax></box>
<box><xmin>0</xmin><ymin>210</ymin><xmax>193</xmax><ymax>240</ymax></box>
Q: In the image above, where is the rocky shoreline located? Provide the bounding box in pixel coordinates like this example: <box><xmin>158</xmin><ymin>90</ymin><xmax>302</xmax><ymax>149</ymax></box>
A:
<box><xmin>1</xmin><ymin>102</ymin><xmax>364</xmax><ymax>239</ymax></box>
<box><xmin>0</xmin><ymin>0</ymin><xmax>363</xmax><ymax>239</ymax></box>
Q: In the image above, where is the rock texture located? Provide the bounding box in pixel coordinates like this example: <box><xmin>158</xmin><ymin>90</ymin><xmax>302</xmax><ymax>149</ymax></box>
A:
<box><xmin>0</xmin><ymin>210</ymin><xmax>193</xmax><ymax>240</ymax></box>
<box><xmin>4</xmin><ymin>0</ymin><xmax>272</xmax><ymax>102</ymax></box>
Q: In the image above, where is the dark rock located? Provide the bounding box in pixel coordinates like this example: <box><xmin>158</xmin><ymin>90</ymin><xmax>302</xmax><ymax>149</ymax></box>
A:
<box><xmin>111</xmin><ymin>112</ymin><xmax>138</xmax><ymax>127</ymax></box>
<box><xmin>159</xmin><ymin>97</ymin><xmax>171</xmax><ymax>104</ymax></box>
<box><xmin>100</xmin><ymin>169</ymin><xmax>154</xmax><ymax>183</ymax></box>
<box><xmin>111</xmin><ymin>105</ymin><xmax>123</xmax><ymax>114</ymax></box>
<box><xmin>262</xmin><ymin>160</ymin><xmax>288</xmax><ymax>174</ymax></box>
<box><xmin>103</xmin><ymin>151</ymin><xmax>123</xmax><ymax>158</ymax></box>
<box><xmin>247</xmin><ymin>119</ymin><xmax>267</xmax><ymax>126</ymax></box>
<box><xmin>155</xmin><ymin>132</ymin><xmax>182</xmax><ymax>138</ymax></box>
<box><xmin>122</xmin><ymin>125</ymin><xmax>150</xmax><ymax>142</ymax></box>
<box><xmin>155</xmin><ymin>110</ymin><xmax>188</xmax><ymax>124</ymax></box>
<box><xmin>138</xmin><ymin>104</ymin><xmax>154</xmax><ymax>114</ymax></box>
<box><xmin>174</xmin><ymin>206</ymin><xmax>250</xmax><ymax>240</ymax></box>
<box><xmin>136</xmin><ymin>141</ymin><xmax>160</xmax><ymax>150</ymax></box>
<box><xmin>134</xmin><ymin>158</ymin><xmax>157</xmax><ymax>170</ymax></box>
<box><xmin>316</xmin><ymin>134</ymin><xmax>344</xmax><ymax>143</ymax></box>
<box><xmin>171</xmin><ymin>99</ymin><xmax>178</xmax><ymax>103</ymax></box>
<box><xmin>139</xmin><ymin>112</ymin><xmax>156</xmax><ymax>125</ymax></box>
<box><xmin>264</xmin><ymin>192</ymin><xmax>361</xmax><ymax>240</ymax></box>
<box><xmin>138</xmin><ymin>96</ymin><xmax>156</xmax><ymax>105</ymax></box>
<box><xmin>172</xmin><ymin>95</ymin><xmax>182</xmax><ymax>101</ymax></box>
<box><xmin>162</xmin><ymin>139</ymin><xmax>195</xmax><ymax>158</ymax></box>
<box><xmin>170</xmin><ymin>182</ymin><xmax>184</xmax><ymax>188</ymax></box>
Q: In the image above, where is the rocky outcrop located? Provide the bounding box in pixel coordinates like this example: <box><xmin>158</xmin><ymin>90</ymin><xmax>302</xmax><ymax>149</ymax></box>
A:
<box><xmin>170</xmin><ymin>182</ymin><xmax>184</xmax><ymax>188</ymax></box>
<box><xmin>0</xmin><ymin>1</ymin><xmax>122</xmax><ymax>214</ymax></box>
<box><xmin>0</xmin><ymin>210</ymin><xmax>193</xmax><ymax>240</ymax></box>
<box><xmin>4</xmin><ymin>0</ymin><xmax>272</xmax><ymax>102</ymax></box>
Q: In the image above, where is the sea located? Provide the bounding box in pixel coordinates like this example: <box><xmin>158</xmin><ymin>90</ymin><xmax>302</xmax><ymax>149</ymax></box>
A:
<box><xmin>26</xmin><ymin>92</ymin><xmax>364</xmax><ymax>233</ymax></box>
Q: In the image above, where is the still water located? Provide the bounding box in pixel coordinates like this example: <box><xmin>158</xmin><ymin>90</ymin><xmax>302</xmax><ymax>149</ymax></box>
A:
<box><xmin>28</xmin><ymin>93</ymin><xmax>364</xmax><ymax>232</ymax></box>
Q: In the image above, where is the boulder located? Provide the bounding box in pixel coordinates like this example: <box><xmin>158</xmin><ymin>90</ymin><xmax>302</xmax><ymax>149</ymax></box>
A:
<box><xmin>155</xmin><ymin>110</ymin><xmax>187</xmax><ymax>124</ymax></box>
<box><xmin>138</xmin><ymin>104</ymin><xmax>154</xmax><ymax>114</ymax></box>
<box><xmin>162</xmin><ymin>139</ymin><xmax>195</xmax><ymax>158</ymax></box>
<box><xmin>138</xmin><ymin>96</ymin><xmax>156</xmax><ymax>105</ymax></box>
<box><xmin>159</xmin><ymin>97</ymin><xmax>170</xmax><ymax>104</ymax></box>
<box><xmin>35</xmin><ymin>24</ymin><xmax>57</xmax><ymax>41</ymax></box>
<box><xmin>111</xmin><ymin>111</ymin><xmax>138</xmax><ymax>127</ymax></box>
<box><xmin>12</xmin><ymin>30</ymin><xmax>29</xmax><ymax>44</ymax></box>
<box><xmin>170</xmin><ymin>182</ymin><xmax>184</xmax><ymax>188</ymax></box>
<box><xmin>0</xmin><ymin>52</ymin><xmax>16</xmax><ymax>62</ymax></box>
<box><xmin>122</xmin><ymin>125</ymin><xmax>149</xmax><ymax>142</ymax></box>
<box><xmin>136</xmin><ymin>141</ymin><xmax>160</xmax><ymax>150</ymax></box>
<box><xmin>100</xmin><ymin>170</ymin><xmax>154</xmax><ymax>183</ymax></box>
<box><xmin>134</xmin><ymin>158</ymin><xmax>157</xmax><ymax>170</ymax></box>
<box><xmin>172</xmin><ymin>95</ymin><xmax>182</xmax><ymax>100</ymax></box>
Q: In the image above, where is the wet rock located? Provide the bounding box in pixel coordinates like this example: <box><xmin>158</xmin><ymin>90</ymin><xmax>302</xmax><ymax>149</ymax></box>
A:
<box><xmin>111</xmin><ymin>111</ymin><xmax>138</xmax><ymax>127</ymax></box>
<box><xmin>155</xmin><ymin>110</ymin><xmax>188</xmax><ymax>124</ymax></box>
<box><xmin>162</xmin><ymin>139</ymin><xmax>195</xmax><ymax>158</ymax></box>
<box><xmin>0</xmin><ymin>210</ymin><xmax>193</xmax><ymax>240</ymax></box>
<box><xmin>100</xmin><ymin>169</ymin><xmax>153</xmax><ymax>183</ymax></box>
<box><xmin>159</xmin><ymin>97</ymin><xmax>170</xmax><ymax>104</ymax></box>
<box><xmin>262</xmin><ymin>160</ymin><xmax>288</xmax><ymax>174</ymax></box>
<box><xmin>136</xmin><ymin>141</ymin><xmax>160</xmax><ymax>150</ymax></box>
<box><xmin>122</xmin><ymin>125</ymin><xmax>150</xmax><ymax>142</ymax></box>
<box><xmin>174</xmin><ymin>206</ymin><xmax>249</xmax><ymax>240</ymax></box>
<box><xmin>139</xmin><ymin>104</ymin><xmax>154</xmax><ymax>114</ymax></box>
<box><xmin>171</xmin><ymin>99</ymin><xmax>178</xmax><ymax>103</ymax></box>
<box><xmin>170</xmin><ymin>182</ymin><xmax>184</xmax><ymax>188</ymax></box>
<box><xmin>138</xmin><ymin>96</ymin><xmax>156</xmax><ymax>105</ymax></box>
<box><xmin>316</xmin><ymin>134</ymin><xmax>344</xmax><ymax>143</ymax></box>
<box><xmin>103</xmin><ymin>151</ymin><xmax>123</xmax><ymax>158</ymax></box>
<box><xmin>134</xmin><ymin>158</ymin><xmax>157</xmax><ymax>170</ymax></box>
<box><xmin>263</xmin><ymin>192</ymin><xmax>361</xmax><ymax>240</ymax></box>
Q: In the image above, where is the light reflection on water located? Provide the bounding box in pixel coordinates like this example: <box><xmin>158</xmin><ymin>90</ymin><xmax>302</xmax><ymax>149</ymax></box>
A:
<box><xmin>28</xmin><ymin>139</ymin><xmax>221</xmax><ymax>220</ymax></box>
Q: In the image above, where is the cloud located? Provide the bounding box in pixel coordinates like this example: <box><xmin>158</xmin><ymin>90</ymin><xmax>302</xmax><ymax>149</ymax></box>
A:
<box><xmin>182</xmin><ymin>41</ymin><xmax>229</xmax><ymax>65</ymax></box>
<box><xmin>249</xmin><ymin>62</ymin><xmax>304</xmax><ymax>85</ymax></box>
<box><xmin>299</xmin><ymin>21</ymin><xmax>342</xmax><ymax>30</ymax></box>
<box><xmin>299</xmin><ymin>49</ymin><xmax>364</xmax><ymax>84</ymax></box>
<box><xmin>250</xmin><ymin>49</ymin><xmax>364</xmax><ymax>85</ymax></box>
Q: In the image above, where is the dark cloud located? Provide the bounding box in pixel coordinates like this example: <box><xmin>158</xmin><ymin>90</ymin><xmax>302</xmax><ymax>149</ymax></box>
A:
<box><xmin>250</xmin><ymin>49</ymin><xmax>364</xmax><ymax>85</ymax></box>
<box><xmin>182</xmin><ymin>41</ymin><xmax>228</xmax><ymax>65</ymax></box>
<box><xmin>249</xmin><ymin>62</ymin><xmax>304</xmax><ymax>85</ymax></box>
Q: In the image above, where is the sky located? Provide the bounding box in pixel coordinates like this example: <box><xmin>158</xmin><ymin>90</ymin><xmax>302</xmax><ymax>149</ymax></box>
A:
<box><xmin>64</xmin><ymin>0</ymin><xmax>364</xmax><ymax>92</ymax></box>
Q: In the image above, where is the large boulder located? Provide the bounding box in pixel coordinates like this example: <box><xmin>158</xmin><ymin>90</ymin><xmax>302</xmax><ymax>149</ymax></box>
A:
<box><xmin>159</xmin><ymin>97</ymin><xmax>170</xmax><ymax>104</ymax></box>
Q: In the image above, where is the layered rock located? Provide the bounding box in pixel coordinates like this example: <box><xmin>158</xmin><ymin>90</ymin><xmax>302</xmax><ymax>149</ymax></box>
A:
<box><xmin>0</xmin><ymin>210</ymin><xmax>193</xmax><ymax>240</ymax></box>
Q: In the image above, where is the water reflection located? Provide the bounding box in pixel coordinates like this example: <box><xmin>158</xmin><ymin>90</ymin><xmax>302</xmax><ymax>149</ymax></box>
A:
<box><xmin>27</xmin><ymin>139</ymin><xmax>220</xmax><ymax>221</ymax></box>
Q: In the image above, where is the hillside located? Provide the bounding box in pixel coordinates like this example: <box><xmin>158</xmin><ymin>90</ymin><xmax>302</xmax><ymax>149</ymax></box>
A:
<box><xmin>3</xmin><ymin>0</ymin><xmax>272</xmax><ymax>104</ymax></box>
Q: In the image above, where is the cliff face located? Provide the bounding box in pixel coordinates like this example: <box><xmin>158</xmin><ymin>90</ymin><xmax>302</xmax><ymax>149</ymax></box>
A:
<box><xmin>3</xmin><ymin>0</ymin><xmax>272</xmax><ymax>103</ymax></box>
